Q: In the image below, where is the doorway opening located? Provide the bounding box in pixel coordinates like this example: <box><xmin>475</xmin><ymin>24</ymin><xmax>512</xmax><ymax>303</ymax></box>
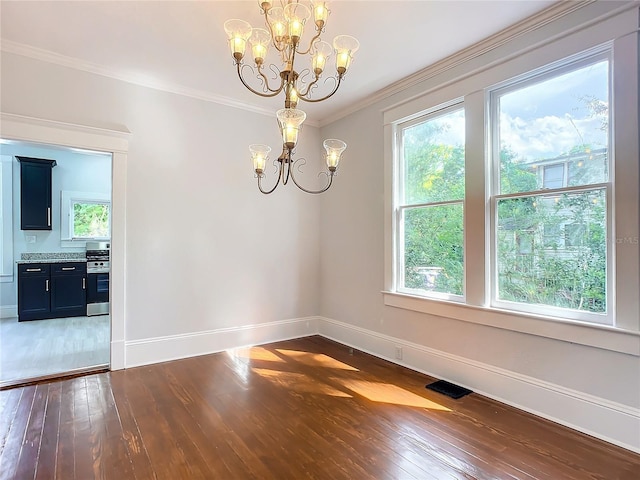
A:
<box><xmin>0</xmin><ymin>139</ymin><xmax>112</xmax><ymax>387</ymax></box>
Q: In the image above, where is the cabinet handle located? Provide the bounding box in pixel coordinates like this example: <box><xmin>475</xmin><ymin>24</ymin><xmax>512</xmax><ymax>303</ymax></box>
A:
<box><xmin>61</xmin><ymin>267</ymin><xmax>76</xmax><ymax>271</ymax></box>
<box><xmin>47</xmin><ymin>207</ymin><xmax>51</xmax><ymax>227</ymax></box>
<box><xmin>45</xmin><ymin>279</ymin><xmax>49</xmax><ymax>292</ymax></box>
<box><xmin>82</xmin><ymin>278</ymin><xmax>86</xmax><ymax>289</ymax></box>
<box><xmin>26</xmin><ymin>268</ymin><xmax>42</xmax><ymax>272</ymax></box>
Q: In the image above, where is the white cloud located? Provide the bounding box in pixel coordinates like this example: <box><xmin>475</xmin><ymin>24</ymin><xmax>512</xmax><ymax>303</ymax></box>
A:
<box><xmin>499</xmin><ymin>112</ymin><xmax>607</xmax><ymax>161</ymax></box>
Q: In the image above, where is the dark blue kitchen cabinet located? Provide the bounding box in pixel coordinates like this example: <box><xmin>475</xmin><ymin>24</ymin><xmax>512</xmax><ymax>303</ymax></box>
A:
<box><xmin>18</xmin><ymin>264</ymin><xmax>51</xmax><ymax>321</ymax></box>
<box><xmin>16</xmin><ymin>156</ymin><xmax>57</xmax><ymax>230</ymax></box>
<box><xmin>51</xmin><ymin>263</ymin><xmax>87</xmax><ymax>317</ymax></box>
<box><xmin>18</xmin><ymin>262</ymin><xmax>86</xmax><ymax>321</ymax></box>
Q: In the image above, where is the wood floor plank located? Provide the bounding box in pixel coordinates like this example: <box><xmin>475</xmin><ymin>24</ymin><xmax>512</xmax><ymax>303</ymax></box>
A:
<box><xmin>0</xmin><ymin>388</ymin><xmax>23</xmax><ymax>458</ymax></box>
<box><xmin>108</xmin><ymin>372</ymin><xmax>156</xmax><ymax>480</ymax></box>
<box><xmin>0</xmin><ymin>385</ymin><xmax>36</xmax><ymax>480</ymax></box>
<box><xmin>14</xmin><ymin>383</ymin><xmax>49</xmax><ymax>480</ymax></box>
<box><xmin>54</xmin><ymin>379</ymin><xmax>75</xmax><ymax>479</ymax></box>
<box><xmin>34</xmin><ymin>382</ymin><xmax>61</xmax><ymax>480</ymax></box>
<box><xmin>70</xmin><ymin>376</ymin><xmax>94</xmax><ymax>479</ymax></box>
<box><xmin>1</xmin><ymin>336</ymin><xmax>639</xmax><ymax>480</ymax></box>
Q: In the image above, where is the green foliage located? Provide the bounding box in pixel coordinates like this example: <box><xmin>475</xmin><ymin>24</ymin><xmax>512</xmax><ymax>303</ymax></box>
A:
<box><xmin>402</xmin><ymin>115</ymin><xmax>465</xmax><ymax>295</ymax></box>
<box><xmin>73</xmin><ymin>202</ymin><xmax>110</xmax><ymax>238</ymax></box>
<box><xmin>403</xmin><ymin>126</ymin><xmax>607</xmax><ymax>313</ymax></box>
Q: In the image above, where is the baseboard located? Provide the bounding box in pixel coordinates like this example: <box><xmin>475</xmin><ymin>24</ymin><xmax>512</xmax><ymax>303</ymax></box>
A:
<box><xmin>0</xmin><ymin>305</ymin><xmax>17</xmax><ymax>319</ymax></box>
<box><xmin>125</xmin><ymin>316</ymin><xmax>319</xmax><ymax>368</ymax></box>
<box><xmin>110</xmin><ymin>340</ymin><xmax>125</xmax><ymax>371</ymax></box>
<box><xmin>317</xmin><ymin>316</ymin><xmax>640</xmax><ymax>454</ymax></box>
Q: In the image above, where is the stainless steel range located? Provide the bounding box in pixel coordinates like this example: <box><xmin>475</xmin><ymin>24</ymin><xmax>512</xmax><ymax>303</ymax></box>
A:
<box><xmin>86</xmin><ymin>241</ymin><xmax>110</xmax><ymax>316</ymax></box>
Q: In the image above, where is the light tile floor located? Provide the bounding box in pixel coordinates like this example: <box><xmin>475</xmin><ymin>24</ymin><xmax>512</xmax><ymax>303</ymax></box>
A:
<box><xmin>0</xmin><ymin>314</ymin><xmax>110</xmax><ymax>384</ymax></box>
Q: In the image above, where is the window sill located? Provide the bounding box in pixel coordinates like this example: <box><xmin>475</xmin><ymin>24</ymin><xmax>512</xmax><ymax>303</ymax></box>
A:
<box><xmin>382</xmin><ymin>291</ymin><xmax>640</xmax><ymax>356</ymax></box>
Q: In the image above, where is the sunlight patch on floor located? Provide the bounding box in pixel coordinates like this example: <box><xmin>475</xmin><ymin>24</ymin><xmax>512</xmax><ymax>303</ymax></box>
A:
<box><xmin>228</xmin><ymin>346</ymin><xmax>285</xmax><ymax>363</ymax></box>
<box><xmin>333</xmin><ymin>379</ymin><xmax>451</xmax><ymax>411</ymax></box>
<box><xmin>253</xmin><ymin>368</ymin><xmax>352</xmax><ymax>398</ymax></box>
<box><xmin>275</xmin><ymin>349</ymin><xmax>359</xmax><ymax>371</ymax></box>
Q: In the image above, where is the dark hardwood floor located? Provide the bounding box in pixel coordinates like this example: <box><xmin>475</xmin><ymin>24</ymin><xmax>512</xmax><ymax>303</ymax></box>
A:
<box><xmin>1</xmin><ymin>335</ymin><xmax>639</xmax><ymax>479</ymax></box>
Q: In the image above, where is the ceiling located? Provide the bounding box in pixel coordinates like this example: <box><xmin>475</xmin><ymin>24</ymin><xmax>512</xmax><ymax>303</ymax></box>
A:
<box><xmin>0</xmin><ymin>0</ymin><xmax>557</xmax><ymax>124</ymax></box>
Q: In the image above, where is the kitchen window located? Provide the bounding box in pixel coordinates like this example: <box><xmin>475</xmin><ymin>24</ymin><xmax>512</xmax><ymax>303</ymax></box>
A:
<box><xmin>61</xmin><ymin>191</ymin><xmax>111</xmax><ymax>243</ymax></box>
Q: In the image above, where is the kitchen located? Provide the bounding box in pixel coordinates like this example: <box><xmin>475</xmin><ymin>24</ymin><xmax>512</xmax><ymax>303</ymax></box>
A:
<box><xmin>0</xmin><ymin>139</ymin><xmax>112</xmax><ymax>387</ymax></box>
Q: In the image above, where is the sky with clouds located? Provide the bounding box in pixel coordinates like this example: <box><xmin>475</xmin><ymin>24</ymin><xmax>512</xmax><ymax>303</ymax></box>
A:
<box><xmin>498</xmin><ymin>59</ymin><xmax>609</xmax><ymax>161</ymax></box>
<box><xmin>419</xmin><ymin>58</ymin><xmax>609</xmax><ymax>163</ymax></box>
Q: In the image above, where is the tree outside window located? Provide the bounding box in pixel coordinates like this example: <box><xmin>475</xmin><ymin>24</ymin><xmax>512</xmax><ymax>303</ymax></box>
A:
<box><xmin>72</xmin><ymin>201</ymin><xmax>110</xmax><ymax>238</ymax></box>
<box><xmin>399</xmin><ymin>107</ymin><xmax>465</xmax><ymax>297</ymax></box>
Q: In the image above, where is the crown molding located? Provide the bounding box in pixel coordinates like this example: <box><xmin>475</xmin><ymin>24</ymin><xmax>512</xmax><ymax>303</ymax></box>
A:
<box><xmin>0</xmin><ymin>39</ymin><xmax>324</xmax><ymax>127</ymax></box>
<box><xmin>2</xmin><ymin>1</ymin><xmax>632</xmax><ymax>131</ymax></box>
<box><xmin>318</xmin><ymin>0</ymin><xmax>637</xmax><ymax>127</ymax></box>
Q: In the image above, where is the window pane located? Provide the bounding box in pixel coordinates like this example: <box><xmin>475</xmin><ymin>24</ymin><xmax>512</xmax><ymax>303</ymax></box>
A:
<box><xmin>403</xmin><ymin>109</ymin><xmax>465</xmax><ymax>204</ymax></box>
<box><xmin>402</xmin><ymin>203</ymin><xmax>463</xmax><ymax>296</ymax></box>
<box><xmin>499</xmin><ymin>60</ymin><xmax>609</xmax><ymax>194</ymax></box>
<box><xmin>496</xmin><ymin>189</ymin><xmax>606</xmax><ymax>313</ymax></box>
<box><xmin>73</xmin><ymin>202</ymin><xmax>110</xmax><ymax>238</ymax></box>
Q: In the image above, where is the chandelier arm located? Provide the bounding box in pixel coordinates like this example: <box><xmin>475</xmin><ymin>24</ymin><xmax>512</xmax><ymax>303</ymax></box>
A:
<box><xmin>257</xmin><ymin>67</ymin><xmax>283</xmax><ymax>93</ymax></box>
<box><xmin>297</xmin><ymin>75</ymin><xmax>320</xmax><ymax>98</ymax></box>
<box><xmin>298</xmin><ymin>74</ymin><xmax>343</xmax><ymax>103</ymax></box>
<box><xmin>288</xmin><ymin>159</ymin><xmax>334</xmax><ymax>194</ymax></box>
<box><xmin>257</xmin><ymin>160</ymin><xmax>284</xmax><ymax>195</ymax></box>
<box><xmin>237</xmin><ymin>63</ymin><xmax>285</xmax><ymax>97</ymax></box>
<box><xmin>296</xmin><ymin>31</ymin><xmax>322</xmax><ymax>56</ymax></box>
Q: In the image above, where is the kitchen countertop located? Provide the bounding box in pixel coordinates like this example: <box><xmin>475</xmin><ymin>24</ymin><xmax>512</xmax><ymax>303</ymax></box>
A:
<box><xmin>17</xmin><ymin>252</ymin><xmax>86</xmax><ymax>264</ymax></box>
<box><xmin>17</xmin><ymin>259</ymin><xmax>86</xmax><ymax>264</ymax></box>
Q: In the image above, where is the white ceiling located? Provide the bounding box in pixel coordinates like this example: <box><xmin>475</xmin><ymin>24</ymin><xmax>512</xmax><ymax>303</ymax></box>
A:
<box><xmin>0</xmin><ymin>0</ymin><xmax>557</xmax><ymax>123</ymax></box>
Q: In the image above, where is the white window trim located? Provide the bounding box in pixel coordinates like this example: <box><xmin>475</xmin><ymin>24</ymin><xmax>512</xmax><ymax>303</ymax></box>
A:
<box><xmin>382</xmin><ymin>8</ymin><xmax>640</xmax><ymax>355</ymax></box>
<box><xmin>0</xmin><ymin>155</ymin><xmax>13</xmax><ymax>282</ymax></box>
<box><xmin>60</xmin><ymin>190</ymin><xmax>111</xmax><ymax>247</ymax></box>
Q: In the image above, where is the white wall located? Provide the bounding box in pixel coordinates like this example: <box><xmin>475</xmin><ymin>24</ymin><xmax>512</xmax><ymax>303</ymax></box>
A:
<box><xmin>319</xmin><ymin>2</ymin><xmax>640</xmax><ymax>452</ymax></box>
<box><xmin>0</xmin><ymin>50</ymin><xmax>322</xmax><ymax>344</ymax></box>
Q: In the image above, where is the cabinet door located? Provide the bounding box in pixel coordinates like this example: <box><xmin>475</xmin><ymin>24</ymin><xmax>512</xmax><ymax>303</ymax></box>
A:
<box><xmin>18</xmin><ymin>266</ymin><xmax>51</xmax><ymax>321</ymax></box>
<box><xmin>18</xmin><ymin>157</ymin><xmax>56</xmax><ymax>230</ymax></box>
<box><xmin>51</xmin><ymin>264</ymin><xmax>87</xmax><ymax>318</ymax></box>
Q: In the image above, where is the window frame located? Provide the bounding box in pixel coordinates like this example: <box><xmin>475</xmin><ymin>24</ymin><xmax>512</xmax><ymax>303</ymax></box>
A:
<box><xmin>395</xmin><ymin>102</ymin><xmax>466</xmax><ymax>302</ymax></box>
<box><xmin>488</xmin><ymin>50</ymin><xmax>613</xmax><ymax>324</ymax></box>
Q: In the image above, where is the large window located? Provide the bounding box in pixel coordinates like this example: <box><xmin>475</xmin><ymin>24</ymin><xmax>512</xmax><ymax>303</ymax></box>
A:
<box><xmin>492</xmin><ymin>55</ymin><xmax>610</xmax><ymax>322</ymax></box>
<box><xmin>397</xmin><ymin>106</ymin><xmax>465</xmax><ymax>298</ymax></box>
<box><xmin>386</xmin><ymin>11</ymin><xmax>639</xmax><ymax>350</ymax></box>
<box><xmin>389</xmin><ymin>43</ymin><xmax>631</xmax><ymax>330</ymax></box>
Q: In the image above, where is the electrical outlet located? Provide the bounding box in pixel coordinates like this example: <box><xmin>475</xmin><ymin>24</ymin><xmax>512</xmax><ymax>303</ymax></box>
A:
<box><xmin>395</xmin><ymin>346</ymin><xmax>403</xmax><ymax>360</ymax></box>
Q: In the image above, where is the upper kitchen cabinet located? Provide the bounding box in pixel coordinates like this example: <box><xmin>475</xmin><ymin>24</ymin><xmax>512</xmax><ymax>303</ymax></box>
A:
<box><xmin>17</xmin><ymin>156</ymin><xmax>57</xmax><ymax>230</ymax></box>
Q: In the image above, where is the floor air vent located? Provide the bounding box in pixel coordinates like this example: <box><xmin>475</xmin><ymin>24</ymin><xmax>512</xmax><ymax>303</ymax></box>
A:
<box><xmin>425</xmin><ymin>380</ymin><xmax>473</xmax><ymax>399</ymax></box>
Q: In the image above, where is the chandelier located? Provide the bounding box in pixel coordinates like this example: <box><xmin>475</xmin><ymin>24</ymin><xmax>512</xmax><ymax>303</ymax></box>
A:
<box><xmin>224</xmin><ymin>0</ymin><xmax>359</xmax><ymax>194</ymax></box>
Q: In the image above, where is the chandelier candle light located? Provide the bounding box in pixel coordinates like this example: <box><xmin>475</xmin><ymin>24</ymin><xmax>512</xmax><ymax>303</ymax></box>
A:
<box><xmin>224</xmin><ymin>0</ymin><xmax>358</xmax><ymax>194</ymax></box>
